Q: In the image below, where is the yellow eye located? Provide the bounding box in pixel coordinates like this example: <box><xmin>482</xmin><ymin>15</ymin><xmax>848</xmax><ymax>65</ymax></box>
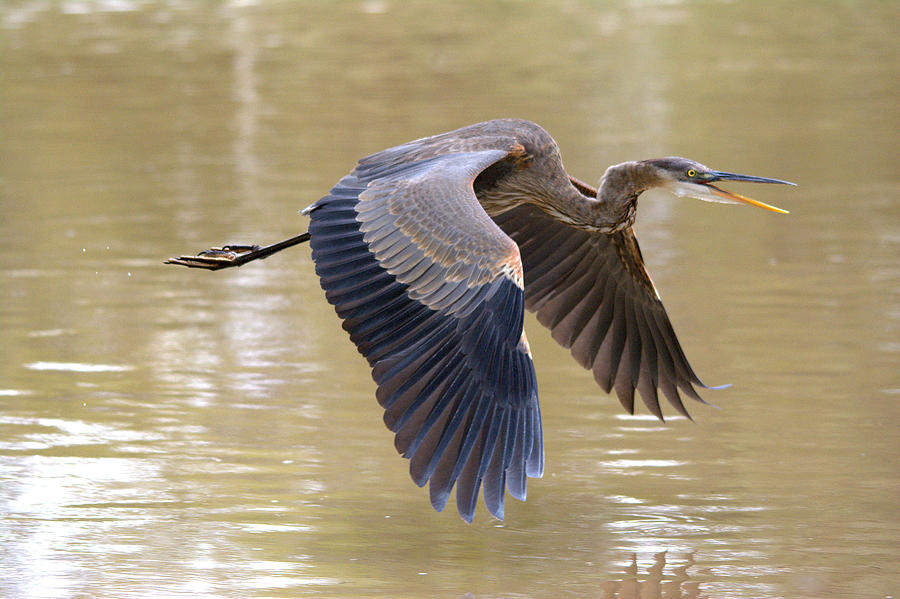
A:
<box><xmin>687</xmin><ymin>169</ymin><xmax>697</xmax><ymax>178</ymax></box>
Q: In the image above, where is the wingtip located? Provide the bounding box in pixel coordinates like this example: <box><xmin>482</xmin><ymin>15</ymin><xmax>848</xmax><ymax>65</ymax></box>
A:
<box><xmin>430</xmin><ymin>487</ymin><xmax>452</xmax><ymax>514</ymax></box>
<box><xmin>694</xmin><ymin>380</ymin><xmax>728</xmax><ymax>410</ymax></box>
<box><xmin>526</xmin><ymin>459</ymin><xmax>544</xmax><ymax>479</ymax></box>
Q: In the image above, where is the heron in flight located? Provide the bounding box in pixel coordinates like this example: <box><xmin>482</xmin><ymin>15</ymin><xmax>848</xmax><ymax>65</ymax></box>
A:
<box><xmin>167</xmin><ymin>119</ymin><xmax>793</xmax><ymax>522</ymax></box>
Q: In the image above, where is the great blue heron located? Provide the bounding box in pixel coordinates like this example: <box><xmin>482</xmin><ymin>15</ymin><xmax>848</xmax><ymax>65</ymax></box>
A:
<box><xmin>167</xmin><ymin>119</ymin><xmax>793</xmax><ymax>522</ymax></box>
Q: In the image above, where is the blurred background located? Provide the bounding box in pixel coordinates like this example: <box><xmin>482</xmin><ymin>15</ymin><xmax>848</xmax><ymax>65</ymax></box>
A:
<box><xmin>1</xmin><ymin>1</ymin><xmax>898</xmax><ymax>598</ymax></box>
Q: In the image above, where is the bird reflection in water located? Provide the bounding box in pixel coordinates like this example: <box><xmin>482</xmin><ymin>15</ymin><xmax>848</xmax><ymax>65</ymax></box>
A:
<box><xmin>168</xmin><ymin>119</ymin><xmax>793</xmax><ymax>522</ymax></box>
<box><xmin>600</xmin><ymin>552</ymin><xmax>703</xmax><ymax>599</ymax></box>
<box><xmin>453</xmin><ymin>552</ymin><xmax>703</xmax><ymax>599</ymax></box>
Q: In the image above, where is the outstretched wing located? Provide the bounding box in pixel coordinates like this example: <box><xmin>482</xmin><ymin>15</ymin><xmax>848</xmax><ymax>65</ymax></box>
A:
<box><xmin>306</xmin><ymin>147</ymin><xmax>543</xmax><ymax>522</ymax></box>
<box><xmin>493</xmin><ymin>201</ymin><xmax>710</xmax><ymax>420</ymax></box>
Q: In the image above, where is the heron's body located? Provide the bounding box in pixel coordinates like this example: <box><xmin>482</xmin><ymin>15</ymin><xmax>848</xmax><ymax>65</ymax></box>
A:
<box><xmin>169</xmin><ymin>118</ymin><xmax>793</xmax><ymax>522</ymax></box>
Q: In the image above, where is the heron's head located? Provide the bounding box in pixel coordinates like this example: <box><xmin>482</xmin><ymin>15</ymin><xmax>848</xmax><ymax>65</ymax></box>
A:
<box><xmin>641</xmin><ymin>157</ymin><xmax>794</xmax><ymax>214</ymax></box>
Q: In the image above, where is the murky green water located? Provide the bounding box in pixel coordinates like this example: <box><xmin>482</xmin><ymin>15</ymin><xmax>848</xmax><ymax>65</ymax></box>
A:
<box><xmin>1</xmin><ymin>2</ymin><xmax>898</xmax><ymax>598</ymax></box>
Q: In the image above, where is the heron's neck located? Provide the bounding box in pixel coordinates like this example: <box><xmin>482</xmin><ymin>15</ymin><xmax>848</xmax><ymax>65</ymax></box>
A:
<box><xmin>589</xmin><ymin>161</ymin><xmax>658</xmax><ymax>232</ymax></box>
<box><xmin>598</xmin><ymin>161</ymin><xmax>659</xmax><ymax>203</ymax></box>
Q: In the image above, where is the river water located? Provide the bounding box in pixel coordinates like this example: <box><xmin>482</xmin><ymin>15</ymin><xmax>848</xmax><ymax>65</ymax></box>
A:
<box><xmin>1</xmin><ymin>2</ymin><xmax>898</xmax><ymax>598</ymax></box>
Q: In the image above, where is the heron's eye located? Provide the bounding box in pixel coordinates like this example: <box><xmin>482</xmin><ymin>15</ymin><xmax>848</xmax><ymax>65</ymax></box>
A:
<box><xmin>686</xmin><ymin>169</ymin><xmax>697</xmax><ymax>178</ymax></box>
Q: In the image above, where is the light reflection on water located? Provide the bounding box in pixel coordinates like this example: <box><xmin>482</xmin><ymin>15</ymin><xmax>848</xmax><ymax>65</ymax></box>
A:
<box><xmin>24</xmin><ymin>361</ymin><xmax>135</xmax><ymax>372</ymax></box>
<box><xmin>1</xmin><ymin>1</ymin><xmax>899</xmax><ymax>598</ymax></box>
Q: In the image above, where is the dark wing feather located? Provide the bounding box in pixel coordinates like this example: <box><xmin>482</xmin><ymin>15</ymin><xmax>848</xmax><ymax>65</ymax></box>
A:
<box><xmin>307</xmin><ymin>147</ymin><xmax>543</xmax><ymax>522</ymax></box>
<box><xmin>493</xmin><ymin>203</ymin><xmax>710</xmax><ymax>420</ymax></box>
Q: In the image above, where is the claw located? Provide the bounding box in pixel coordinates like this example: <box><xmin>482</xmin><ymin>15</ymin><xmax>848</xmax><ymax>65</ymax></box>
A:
<box><xmin>202</xmin><ymin>244</ymin><xmax>262</xmax><ymax>255</ymax></box>
<box><xmin>164</xmin><ymin>253</ymin><xmax>238</xmax><ymax>270</ymax></box>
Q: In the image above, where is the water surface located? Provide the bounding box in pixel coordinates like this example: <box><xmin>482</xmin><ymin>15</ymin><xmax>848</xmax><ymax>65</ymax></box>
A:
<box><xmin>1</xmin><ymin>2</ymin><xmax>898</xmax><ymax>598</ymax></box>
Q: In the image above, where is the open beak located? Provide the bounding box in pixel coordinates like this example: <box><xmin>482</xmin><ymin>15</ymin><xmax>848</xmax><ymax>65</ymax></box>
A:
<box><xmin>701</xmin><ymin>171</ymin><xmax>795</xmax><ymax>214</ymax></box>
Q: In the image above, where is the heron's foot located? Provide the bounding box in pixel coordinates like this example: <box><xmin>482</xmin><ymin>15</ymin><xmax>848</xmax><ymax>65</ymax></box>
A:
<box><xmin>165</xmin><ymin>244</ymin><xmax>261</xmax><ymax>270</ymax></box>
<box><xmin>165</xmin><ymin>231</ymin><xmax>311</xmax><ymax>271</ymax></box>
